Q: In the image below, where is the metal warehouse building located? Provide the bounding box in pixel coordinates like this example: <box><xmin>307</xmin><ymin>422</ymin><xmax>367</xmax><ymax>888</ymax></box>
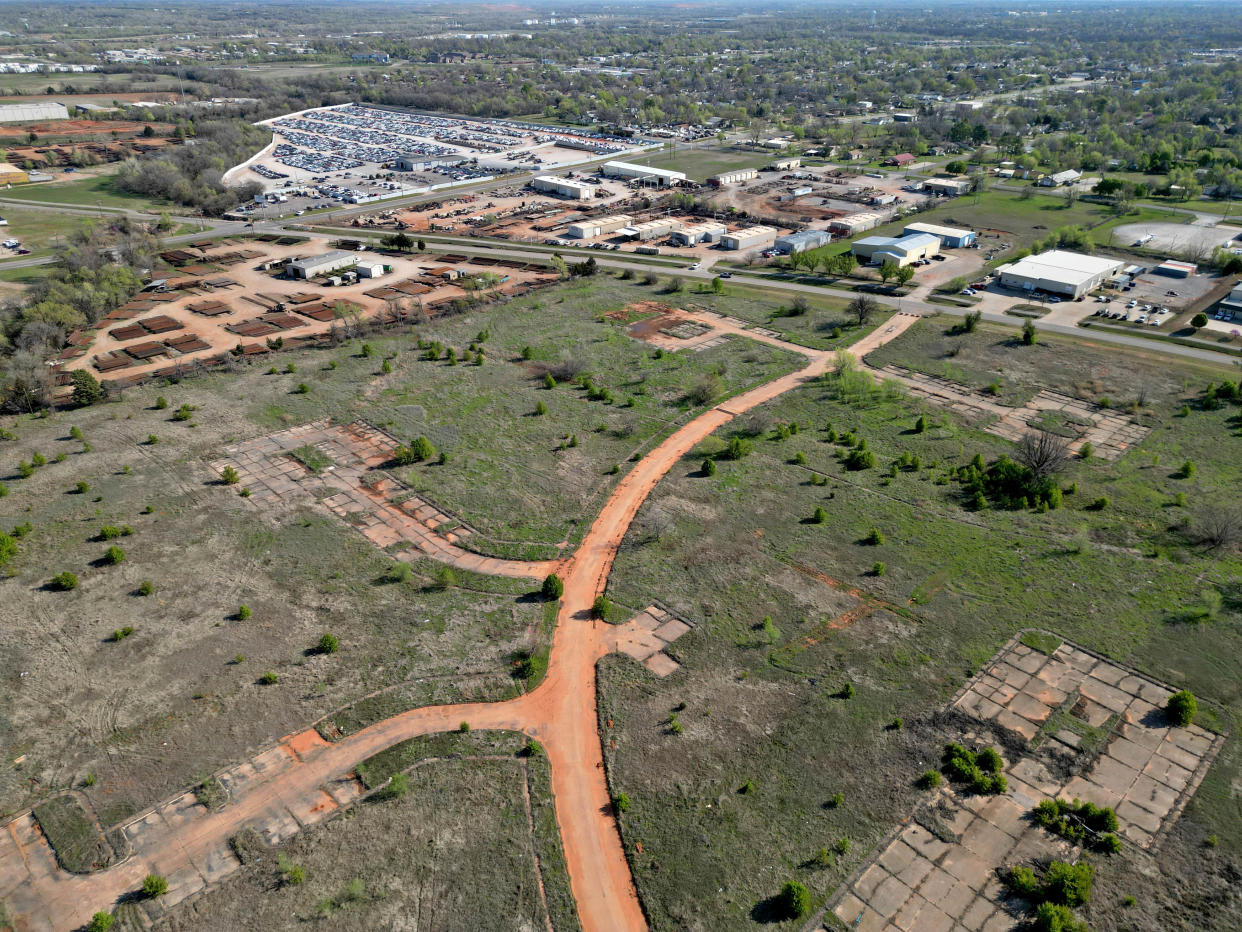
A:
<box><xmin>721</xmin><ymin>225</ymin><xmax>779</xmax><ymax>251</ymax></box>
<box><xmin>532</xmin><ymin>175</ymin><xmax>597</xmax><ymax>199</ymax></box>
<box><xmin>602</xmin><ymin>161</ymin><xmax>686</xmax><ymax>187</ymax></box>
<box><xmin>852</xmin><ymin>232</ymin><xmax>940</xmax><ymax>267</ymax></box>
<box><xmin>829</xmin><ymin>211</ymin><xmax>885</xmax><ymax>237</ymax></box>
<box><xmin>0</xmin><ymin>102</ymin><xmax>69</xmax><ymax>123</ymax></box>
<box><xmin>774</xmin><ymin>229</ymin><xmax>833</xmax><ymax>254</ymax></box>
<box><xmin>708</xmin><ymin>169</ymin><xmax>758</xmax><ymax>186</ymax></box>
<box><xmin>923</xmin><ymin>177</ymin><xmax>972</xmax><ymax>196</ymax></box>
<box><xmin>621</xmin><ymin>218</ymin><xmax>684</xmax><ymax>241</ymax></box>
<box><xmin>996</xmin><ymin>250</ymin><xmax>1124</xmax><ymax>299</ymax></box>
<box><xmin>902</xmin><ymin>222</ymin><xmax>976</xmax><ymax>248</ymax></box>
<box><xmin>567</xmin><ymin>214</ymin><xmax>632</xmax><ymax>239</ymax></box>
<box><xmin>286</xmin><ymin>250</ymin><xmax>358</xmax><ymax>279</ymax></box>
<box><xmin>670</xmin><ymin>222</ymin><xmax>727</xmax><ymax>246</ymax></box>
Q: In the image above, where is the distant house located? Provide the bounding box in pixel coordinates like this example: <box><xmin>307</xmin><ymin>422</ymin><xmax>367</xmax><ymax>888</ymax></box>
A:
<box><xmin>1040</xmin><ymin>169</ymin><xmax>1082</xmax><ymax>187</ymax></box>
<box><xmin>884</xmin><ymin>153</ymin><xmax>916</xmax><ymax>167</ymax></box>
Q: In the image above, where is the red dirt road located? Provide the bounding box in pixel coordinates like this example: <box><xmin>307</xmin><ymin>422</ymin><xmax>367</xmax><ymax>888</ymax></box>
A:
<box><xmin>0</xmin><ymin>313</ymin><xmax>918</xmax><ymax>932</ymax></box>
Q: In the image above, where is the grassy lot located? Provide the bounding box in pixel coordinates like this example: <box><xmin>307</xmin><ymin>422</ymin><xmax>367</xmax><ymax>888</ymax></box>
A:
<box><xmin>0</xmin><ymin>205</ymin><xmax>96</xmax><ymax>255</ymax></box>
<box><xmin>2</xmin><ymin>171</ymin><xmax>167</xmax><ymax>211</ymax></box>
<box><xmin>31</xmin><ymin>795</ymin><xmax>112</xmax><ymax>873</ymax></box>
<box><xmin>207</xmin><ymin>274</ymin><xmax>802</xmax><ymax>557</ymax></box>
<box><xmin>598</xmin><ymin>321</ymin><xmax>1242</xmax><ymax>929</ymax></box>
<box><xmin>619</xmin><ymin>144</ymin><xmax>776</xmax><ymax>182</ymax></box>
<box><xmin>159</xmin><ymin>742</ymin><xmax>579</xmax><ymax>932</ymax></box>
<box><xmin>0</xmin><ymin>381</ymin><xmax>544</xmax><ymax>825</ymax></box>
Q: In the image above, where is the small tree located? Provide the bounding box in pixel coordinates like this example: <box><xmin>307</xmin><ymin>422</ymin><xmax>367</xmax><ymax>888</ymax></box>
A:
<box><xmin>1022</xmin><ymin>319</ymin><xmax>1038</xmax><ymax>345</ymax></box>
<box><xmin>541</xmin><ymin>573</ymin><xmax>564</xmax><ymax>600</ymax></box>
<box><xmin>848</xmin><ymin>294</ymin><xmax>880</xmax><ymax>326</ymax></box>
<box><xmin>592</xmin><ymin>595</ymin><xmax>611</xmax><ymax>620</ymax></box>
<box><xmin>71</xmin><ymin>370</ymin><xmax>105</xmax><ymax>407</ymax></box>
<box><xmin>877</xmin><ymin>260</ymin><xmax>899</xmax><ymax>285</ymax></box>
<box><xmin>412</xmin><ymin>435</ymin><xmax>437</xmax><ymax>461</ymax></box>
<box><xmin>317</xmin><ymin>633</ymin><xmax>340</xmax><ymax>654</ymax></box>
<box><xmin>1166</xmin><ymin>690</ymin><xmax>1197</xmax><ymax>726</ymax></box>
<box><xmin>220</xmin><ymin>465</ymin><xmax>240</xmax><ymax>485</ymax></box>
<box><xmin>896</xmin><ymin>264</ymin><xmax>915</xmax><ymax>287</ymax></box>
<box><xmin>142</xmin><ymin>874</ymin><xmax>168</xmax><ymax>898</ymax></box>
<box><xmin>702</xmin><ymin>457</ymin><xmax>717</xmax><ymax>476</ymax></box>
<box><xmin>776</xmin><ymin>880</ymin><xmax>811</xmax><ymax>920</ymax></box>
<box><xmin>1191</xmin><ymin>313</ymin><xmax>1208</xmax><ymax>329</ymax></box>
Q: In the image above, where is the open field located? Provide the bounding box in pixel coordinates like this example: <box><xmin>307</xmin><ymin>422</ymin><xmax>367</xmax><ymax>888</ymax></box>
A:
<box><xmin>0</xmin><ymin>273</ymin><xmax>808</xmax><ymax>827</ymax></box>
<box><xmin>597</xmin><ymin>320</ymin><xmax>1242</xmax><ymax>928</ymax></box>
<box><xmin>0</xmin><ymin>205</ymin><xmax>96</xmax><ymax>256</ymax></box>
<box><xmin>161</xmin><ymin>732</ymin><xmax>579</xmax><ymax>932</ymax></box>
<box><xmin>2</xmin><ymin>171</ymin><xmax>168</xmax><ymax>211</ymax></box>
<box><xmin>620</xmin><ymin>144</ymin><xmax>777</xmax><ymax>182</ymax></box>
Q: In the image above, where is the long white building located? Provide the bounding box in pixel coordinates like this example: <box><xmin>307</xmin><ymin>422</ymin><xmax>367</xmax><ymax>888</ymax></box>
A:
<box><xmin>602</xmin><ymin>160</ymin><xmax>686</xmax><ymax>187</ymax></box>
<box><xmin>996</xmin><ymin>250</ymin><xmax>1123</xmax><ymax>299</ymax></box>
<box><xmin>532</xmin><ymin>175</ymin><xmax>597</xmax><ymax>199</ymax></box>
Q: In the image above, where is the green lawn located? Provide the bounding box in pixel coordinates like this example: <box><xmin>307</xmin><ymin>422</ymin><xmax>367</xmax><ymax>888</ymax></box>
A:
<box><xmin>619</xmin><ymin>144</ymin><xmax>778</xmax><ymax>182</ymax></box>
<box><xmin>2</xmin><ymin>172</ymin><xmax>167</xmax><ymax>212</ymax></box>
<box><xmin>0</xmin><ymin>205</ymin><xmax>97</xmax><ymax>255</ymax></box>
<box><xmin>599</xmin><ymin>319</ymin><xmax>1242</xmax><ymax>929</ymax></box>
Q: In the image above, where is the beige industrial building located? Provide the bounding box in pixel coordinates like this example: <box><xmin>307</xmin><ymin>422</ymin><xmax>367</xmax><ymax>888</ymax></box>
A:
<box><xmin>670</xmin><ymin>222</ymin><xmax>727</xmax><ymax>245</ymax></box>
<box><xmin>996</xmin><ymin>250</ymin><xmax>1124</xmax><ymax>299</ymax></box>
<box><xmin>286</xmin><ymin>250</ymin><xmax>358</xmax><ymax>279</ymax></box>
<box><xmin>0</xmin><ymin>162</ymin><xmax>29</xmax><ymax>185</ymax></box>
<box><xmin>0</xmin><ymin>101</ymin><xmax>69</xmax><ymax>123</ymax></box>
<box><xmin>621</xmin><ymin>218</ymin><xmax>685</xmax><ymax>241</ymax></box>
<box><xmin>828</xmin><ymin>211</ymin><xmax>886</xmax><ymax>237</ymax></box>
<box><xmin>721</xmin><ymin>225</ymin><xmax>779</xmax><ymax>251</ymax></box>
<box><xmin>566</xmin><ymin>214</ymin><xmax>633</xmax><ymax>239</ymax></box>
<box><xmin>924</xmin><ymin>177</ymin><xmax>973</xmax><ymax>196</ymax></box>
<box><xmin>852</xmin><ymin>232</ymin><xmax>940</xmax><ymax>266</ymax></box>
<box><xmin>708</xmin><ymin>168</ymin><xmax>758</xmax><ymax>186</ymax></box>
<box><xmin>769</xmin><ymin>157</ymin><xmax>801</xmax><ymax>170</ymax></box>
<box><xmin>532</xmin><ymin>175</ymin><xmax>597</xmax><ymax>199</ymax></box>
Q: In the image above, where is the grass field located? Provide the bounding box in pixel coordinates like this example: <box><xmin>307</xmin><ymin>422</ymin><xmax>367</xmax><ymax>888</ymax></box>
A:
<box><xmin>2</xmin><ymin>172</ymin><xmax>167</xmax><ymax>212</ymax></box>
<box><xmin>159</xmin><ymin>734</ymin><xmax>579</xmax><ymax>932</ymax></box>
<box><xmin>598</xmin><ymin>319</ymin><xmax>1242</xmax><ymax>929</ymax></box>
<box><xmin>0</xmin><ymin>205</ymin><xmax>97</xmax><ymax>255</ymax></box>
<box><xmin>202</xmin><ymin>274</ymin><xmax>804</xmax><ymax>557</ymax></box>
<box><xmin>619</xmin><ymin>144</ymin><xmax>776</xmax><ymax>182</ymax></box>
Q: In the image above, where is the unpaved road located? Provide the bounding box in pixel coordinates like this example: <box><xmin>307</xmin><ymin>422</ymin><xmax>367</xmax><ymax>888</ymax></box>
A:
<box><xmin>0</xmin><ymin>313</ymin><xmax>918</xmax><ymax>932</ymax></box>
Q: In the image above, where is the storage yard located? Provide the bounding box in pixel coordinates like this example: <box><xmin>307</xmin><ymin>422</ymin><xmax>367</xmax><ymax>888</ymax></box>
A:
<box><xmin>54</xmin><ymin>234</ymin><xmax>557</xmax><ymax>389</ymax></box>
<box><xmin>228</xmin><ymin>103</ymin><xmax>654</xmax><ymax>203</ymax></box>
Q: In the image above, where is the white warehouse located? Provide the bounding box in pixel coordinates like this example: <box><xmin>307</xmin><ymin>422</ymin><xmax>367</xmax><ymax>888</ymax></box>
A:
<box><xmin>602</xmin><ymin>160</ymin><xmax>686</xmax><ymax>187</ymax></box>
<box><xmin>286</xmin><ymin>250</ymin><xmax>358</xmax><ymax>279</ymax></box>
<box><xmin>670</xmin><ymin>222</ymin><xmax>727</xmax><ymax>245</ymax></box>
<box><xmin>996</xmin><ymin>250</ymin><xmax>1124</xmax><ymax>299</ymax></box>
<box><xmin>708</xmin><ymin>169</ymin><xmax>758</xmax><ymax>186</ymax></box>
<box><xmin>532</xmin><ymin>175</ymin><xmax>597</xmax><ymax>199</ymax></box>
<box><xmin>721</xmin><ymin>225</ymin><xmax>779</xmax><ymax>251</ymax></box>
<box><xmin>567</xmin><ymin>214</ymin><xmax>632</xmax><ymax>239</ymax></box>
<box><xmin>0</xmin><ymin>101</ymin><xmax>69</xmax><ymax>123</ymax></box>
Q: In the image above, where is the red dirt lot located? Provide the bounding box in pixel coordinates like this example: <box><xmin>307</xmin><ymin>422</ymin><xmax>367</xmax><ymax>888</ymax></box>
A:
<box><xmin>0</xmin><ymin>120</ymin><xmax>173</xmax><ymax>138</ymax></box>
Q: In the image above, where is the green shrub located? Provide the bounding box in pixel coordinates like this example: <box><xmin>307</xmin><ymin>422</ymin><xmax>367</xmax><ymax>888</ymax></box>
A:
<box><xmin>260</xmin><ymin>671</ymin><xmax>279</xmax><ymax>685</ymax></box>
<box><xmin>541</xmin><ymin>573</ymin><xmax>564</xmax><ymax>600</ymax></box>
<box><xmin>142</xmin><ymin>874</ymin><xmax>168</xmax><ymax>898</ymax></box>
<box><xmin>154</xmin><ymin>396</ymin><xmax>168</xmax><ymax>409</ymax></box>
<box><xmin>917</xmin><ymin>770</ymin><xmax>942</xmax><ymax>789</ymax></box>
<box><xmin>592</xmin><ymin>595</ymin><xmax>612</xmax><ymax>620</ymax></box>
<box><xmin>111</xmin><ymin>626</ymin><xmax>134</xmax><ymax>642</ymax></box>
<box><xmin>1043</xmin><ymin>860</ymin><xmax>1094</xmax><ymax>907</ymax></box>
<box><xmin>833</xmin><ymin>837</ymin><xmax>851</xmax><ymax>855</ymax></box>
<box><xmin>99</xmin><ymin>525</ymin><xmax>122</xmax><ymax>540</ymax></box>
<box><xmin>277</xmin><ymin>852</ymin><xmax>306</xmax><ymax>884</ymax></box>
<box><xmin>1166</xmin><ymin>689</ymin><xmax>1197</xmax><ymax>726</ymax></box>
<box><xmin>1033</xmin><ymin>902</ymin><xmax>1088</xmax><ymax>932</ymax></box>
<box><xmin>220</xmin><ymin>465</ymin><xmax>240</xmax><ymax>484</ymax></box>
<box><xmin>872</xmin><ymin>561</ymin><xmax>886</xmax><ymax>576</ymax></box>
<box><xmin>776</xmin><ymin>880</ymin><xmax>811</xmax><ymax>920</ymax></box>
<box><xmin>864</xmin><ymin>528</ymin><xmax>885</xmax><ymax>546</ymax></box>
<box><xmin>173</xmin><ymin>403</ymin><xmax>195</xmax><ymax>421</ymax></box>
<box><xmin>293</xmin><ymin>382</ymin><xmax>310</xmax><ymax>394</ymax></box>
<box><xmin>613</xmin><ymin>792</ymin><xmax>631</xmax><ymax>813</ymax></box>
<box><xmin>103</xmin><ymin>545</ymin><xmax>125</xmax><ymax>565</ymax></box>
<box><xmin>433</xmin><ymin>566</ymin><xmax>456</xmax><ymax>590</ymax></box>
<box><xmin>534</xmin><ymin>400</ymin><xmax>547</xmax><ymax>416</ymax></box>
<box><xmin>1178</xmin><ymin>460</ymin><xmax>1196</xmax><ymax>479</ymax></box>
<box><xmin>1087</xmin><ymin>497</ymin><xmax>1108</xmax><ymax>511</ymax></box>
<box><xmin>812</xmin><ymin>506</ymin><xmax>827</xmax><ymax>524</ymax></box>
<box><xmin>384</xmin><ymin>561</ymin><xmax>412</xmax><ymax>583</ymax></box>
<box><xmin>702</xmin><ymin>457</ymin><xmax>716</xmax><ymax>476</ymax></box>
<box><xmin>317</xmin><ymin>633</ymin><xmax>340</xmax><ymax>654</ymax></box>
<box><xmin>237</xmin><ymin>605</ymin><xmax>252</xmax><ymax>620</ymax></box>
<box><xmin>87</xmin><ymin>912</ymin><xmax>115</xmax><ymax>932</ymax></box>
<box><xmin>137</xmin><ymin>580</ymin><xmax>154</xmax><ymax>596</ymax></box>
<box><xmin>50</xmin><ymin>571</ymin><xmax>78</xmax><ymax>591</ymax></box>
